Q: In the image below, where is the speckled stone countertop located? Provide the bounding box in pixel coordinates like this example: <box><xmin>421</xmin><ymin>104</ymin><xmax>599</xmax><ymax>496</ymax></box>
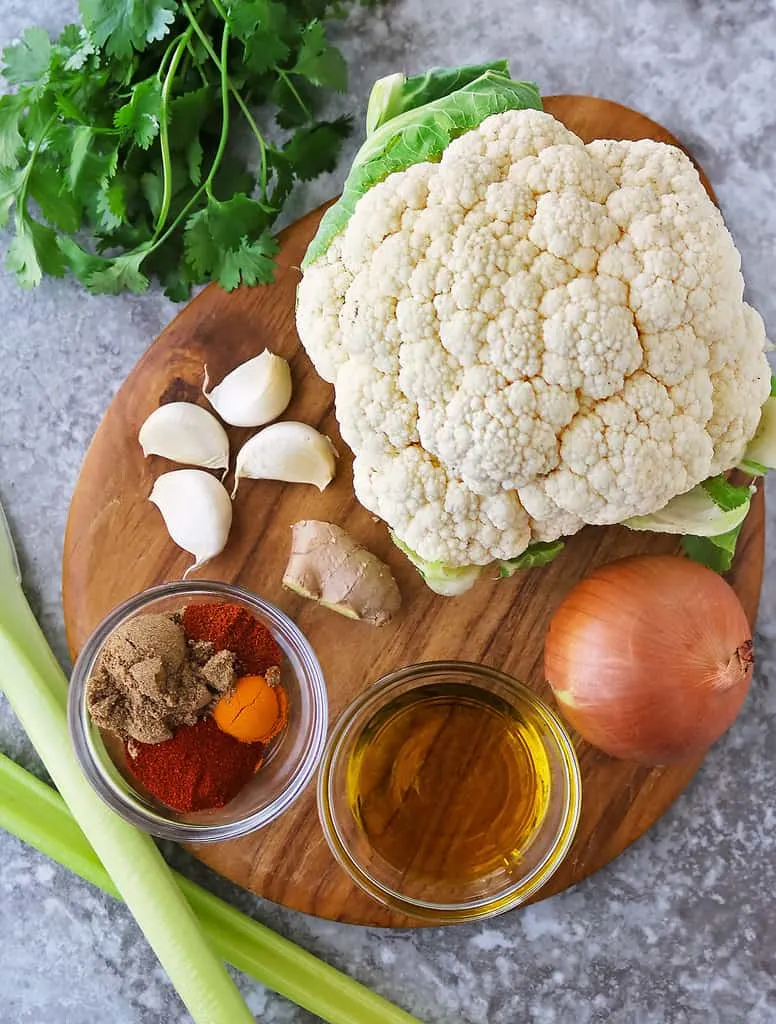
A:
<box><xmin>2</xmin><ymin>1</ymin><xmax>775</xmax><ymax>1021</ymax></box>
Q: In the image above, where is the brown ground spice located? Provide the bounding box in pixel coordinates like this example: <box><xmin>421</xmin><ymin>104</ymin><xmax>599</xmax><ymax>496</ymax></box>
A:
<box><xmin>87</xmin><ymin>612</ymin><xmax>236</xmax><ymax>743</ymax></box>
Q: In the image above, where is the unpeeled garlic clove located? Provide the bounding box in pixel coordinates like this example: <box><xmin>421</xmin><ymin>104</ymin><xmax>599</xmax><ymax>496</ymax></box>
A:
<box><xmin>203</xmin><ymin>350</ymin><xmax>292</xmax><ymax>427</ymax></box>
<box><xmin>233</xmin><ymin>422</ymin><xmax>338</xmax><ymax>496</ymax></box>
<box><xmin>139</xmin><ymin>403</ymin><xmax>230</xmax><ymax>472</ymax></box>
<box><xmin>149</xmin><ymin>469</ymin><xmax>232</xmax><ymax>578</ymax></box>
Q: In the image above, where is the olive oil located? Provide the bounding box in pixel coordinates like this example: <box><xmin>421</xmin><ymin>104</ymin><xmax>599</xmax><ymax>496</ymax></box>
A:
<box><xmin>346</xmin><ymin>681</ymin><xmax>551</xmax><ymax>886</ymax></box>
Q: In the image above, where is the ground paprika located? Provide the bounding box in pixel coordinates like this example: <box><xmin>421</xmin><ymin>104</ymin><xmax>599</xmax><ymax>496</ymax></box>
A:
<box><xmin>126</xmin><ymin>716</ymin><xmax>264</xmax><ymax>812</ymax></box>
<box><xmin>182</xmin><ymin>603</ymin><xmax>282</xmax><ymax>675</ymax></box>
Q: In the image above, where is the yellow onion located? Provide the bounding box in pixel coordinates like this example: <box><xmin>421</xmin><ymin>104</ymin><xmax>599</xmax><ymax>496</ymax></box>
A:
<box><xmin>544</xmin><ymin>555</ymin><xmax>754</xmax><ymax>764</ymax></box>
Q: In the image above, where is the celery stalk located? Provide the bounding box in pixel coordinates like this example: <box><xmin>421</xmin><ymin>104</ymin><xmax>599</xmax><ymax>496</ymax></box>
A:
<box><xmin>0</xmin><ymin>626</ymin><xmax>255</xmax><ymax>1024</ymax></box>
<box><xmin>0</xmin><ymin>503</ymin><xmax>418</xmax><ymax>1023</ymax></box>
<box><xmin>0</xmin><ymin>503</ymin><xmax>69</xmax><ymax>709</ymax></box>
<box><xmin>0</xmin><ymin>753</ymin><xmax>420</xmax><ymax>1024</ymax></box>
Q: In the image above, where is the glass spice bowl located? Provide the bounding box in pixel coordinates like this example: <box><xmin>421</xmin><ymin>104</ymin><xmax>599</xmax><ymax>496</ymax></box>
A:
<box><xmin>317</xmin><ymin>662</ymin><xmax>582</xmax><ymax>923</ymax></box>
<box><xmin>68</xmin><ymin>580</ymin><xmax>328</xmax><ymax>842</ymax></box>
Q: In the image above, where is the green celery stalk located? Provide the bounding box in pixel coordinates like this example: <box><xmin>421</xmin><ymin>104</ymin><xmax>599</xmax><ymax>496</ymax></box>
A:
<box><xmin>0</xmin><ymin>504</ymin><xmax>69</xmax><ymax>711</ymax></box>
<box><xmin>0</xmin><ymin>625</ymin><xmax>255</xmax><ymax>1023</ymax></box>
<box><xmin>0</xmin><ymin>752</ymin><xmax>420</xmax><ymax>1024</ymax></box>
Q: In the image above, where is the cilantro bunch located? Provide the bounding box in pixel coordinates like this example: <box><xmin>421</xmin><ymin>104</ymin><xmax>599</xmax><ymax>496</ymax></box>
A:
<box><xmin>0</xmin><ymin>0</ymin><xmax>370</xmax><ymax>298</ymax></box>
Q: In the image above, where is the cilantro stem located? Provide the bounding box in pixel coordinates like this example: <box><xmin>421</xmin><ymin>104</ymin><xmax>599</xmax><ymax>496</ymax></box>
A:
<box><xmin>15</xmin><ymin>113</ymin><xmax>57</xmax><ymax>215</ymax></box>
<box><xmin>236</xmin><ymin>95</ymin><xmax>269</xmax><ymax>199</ymax></box>
<box><xmin>204</xmin><ymin>22</ymin><xmax>231</xmax><ymax>197</ymax></box>
<box><xmin>209</xmin><ymin>0</ymin><xmax>229</xmax><ymax>21</ymax></box>
<box><xmin>276</xmin><ymin>69</ymin><xmax>312</xmax><ymax>120</ymax></box>
<box><xmin>157</xmin><ymin>32</ymin><xmax>185</xmax><ymax>84</ymax></box>
<box><xmin>180</xmin><ymin>0</ymin><xmax>270</xmax><ymax>199</ymax></box>
<box><xmin>154</xmin><ymin>27</ymin><xmax>194</xmax><ymax>235</ymax></box>
<box><xmin>186</xmin><ymin>40</ymin><xmax>209</xmax><ymax>88</ymax></box>
<box><xmin>148</xmin><ymin>188</ymin><xmax>204</xmax><ymax>254</ymax></box>
<box><xmin>137</xmin><ymin>22</ymin><xmax>233</xmax><ymax>257</ymax></box>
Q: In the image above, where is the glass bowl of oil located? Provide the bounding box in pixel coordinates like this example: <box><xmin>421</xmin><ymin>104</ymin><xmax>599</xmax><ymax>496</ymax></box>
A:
<box><xmin>317</xmin><ymin>661</ymin><xmax>581</xmax><ymax>923</ymax></box>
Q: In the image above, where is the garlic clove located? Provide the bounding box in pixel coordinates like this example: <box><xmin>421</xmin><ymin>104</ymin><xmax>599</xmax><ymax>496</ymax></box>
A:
<box><xmin>149</xmin><ymin>469</ymin><xmax>232</xmax><ymax>578</ymax></box>
<box><xmin>233</xmin><ymin>422</ymin><xmax>338</xmax><ymax>496</ymax></box>
<box><xmin>203</xmin><ymin>350</ymin><xmax>292</xmax><ymax>427</ymax></box>
<box><xmin>139</xmin><ymin>403</ymin><xmax>230</xmax><ymax>472</ymax></box>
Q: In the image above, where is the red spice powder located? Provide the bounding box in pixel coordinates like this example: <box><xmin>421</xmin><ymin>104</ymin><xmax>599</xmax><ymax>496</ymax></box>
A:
<box><xmin>125</xmin><ymin>716</ymin><xmax>264</xmax><ymax>812</ymax></box>
<box><xmin>182</xmin><ymin>602</ymin><xmax>281</xmax><ymax>676</ymax></box>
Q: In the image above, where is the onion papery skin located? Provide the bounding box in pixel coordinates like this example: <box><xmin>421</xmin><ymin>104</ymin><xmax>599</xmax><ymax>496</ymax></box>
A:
<box><xmin>544</xmin><ymin>555</ymin><xmax>754</xmax><ymax>764</ymax></box>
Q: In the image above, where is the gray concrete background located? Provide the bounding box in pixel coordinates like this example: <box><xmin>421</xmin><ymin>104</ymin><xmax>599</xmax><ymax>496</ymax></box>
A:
<box><xmin>2</xmin><ymin>0</ymin><xmax>775</xmax><ymax>1021</ymax></box>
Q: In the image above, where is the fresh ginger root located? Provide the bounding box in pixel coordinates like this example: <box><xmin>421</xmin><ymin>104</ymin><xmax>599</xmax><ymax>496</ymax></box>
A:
<box><xmin>283</xmin><ymin>520</ymin><xmax>401</xmax><ymax>626</ymax></box>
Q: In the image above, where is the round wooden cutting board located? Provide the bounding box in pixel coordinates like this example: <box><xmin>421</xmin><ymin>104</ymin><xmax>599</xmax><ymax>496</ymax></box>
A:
<box><xmin>63</xmin><ymin>96</ymin><xmax>764</xmax><ymax>928</ymax></box>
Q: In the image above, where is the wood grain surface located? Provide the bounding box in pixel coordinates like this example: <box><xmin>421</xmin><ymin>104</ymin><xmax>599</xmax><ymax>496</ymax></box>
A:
<box><xmin>63</xmin><ymin>96</ymin><xmax>764</xmax><ymax>928</ymax></box>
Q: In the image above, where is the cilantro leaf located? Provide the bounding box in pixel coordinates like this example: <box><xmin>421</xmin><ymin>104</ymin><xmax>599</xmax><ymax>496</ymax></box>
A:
<box><xmin>219</xmin><ymin>234</ymin><xmax>279</xmax><ymax>289</ymax></box>
<box><xmin>2</xmin><ymin>27</ymin><xmax>52</xmax><ymax>95</ymax></box>
<box><xmin>59</xmin><ymin>237</ymin><xmax>150</xmax><ymax>293</ymax></box>
<box><xmin>184</xmin><ymin>194</ymin><xmax>278</xmax><ymax>290</ymax></box>
<box><xmin>229</xmin><ymin>0</ymin><xmax>291</xmax><ymax>74</ymax></box>
<box><xmin>79</xmin><ymin>0</ymin><xmax>177</xmax><ymax>58</ymax></box>
<box><xmin>58</xmin><ymin>24</ymin><xmax>96</xmax><ymax>71</ymax></box>
<box><xmin>244</xmin><ymin>31</ymin><xmax>291</xmax><ymax>77</ymax></box>
<box><xmin>271</xmin><ymin>73</ymin><xmax>317</xmax><ymax>128</ymax></box>
<box><xmin>186</xmin><ymin>138</ymin><xmax>203</xmax><ymax>185</ymax></box>
<box><xmin>228</xmin><ymin>0</ymin><xmax>281</xmax><ymax>39</ymax></box>
<box><xmin>96</xmin><ymin>179</ymin><xmax>127</xmax><ymax>230</ymax></box>
<box><xmin>114</xmin><ymin>76</ymin><xmax>162</xmax><ymax>148</ymax></box>
<box><xmin>67</xmin><ymin>127</ymin><xmax>119</xmax><ymax>200</ymax></box>
<box><xmin>291</xmin><ymin>20</ymin><xmax>347</xmax><ymax>91</ymax></box>
<box><xmin>88</xmin><ymin>249</ymin><xmax>150</xmax><ymax>293</ymax></box>
<box><xmin>162</xmin><ymin>267</ymin><xmax>197</xmax><ymax>301</ymax></box>
<box><xmin>0</xmin><ymin>0</ymin><xmax>377</xmax><ymax>296</ymax></box>
<box><xmin>57</xmin><ymin>235</ymin><xmax>107</xmax><ymax>280</ymax></box>
<box><xmin>0</xmin><ymin>167</ymin><xmax>21</xmax><ymax>227</ymax></box>
<box><xmin>67</xmin><ymin>125</ymin><xmax>94</xmax><ymax>190</ymax></box>
<box><xmin>166</xmin><ymin>87</ymin><xmax>211</xmax><ymax>185</ymax></box>
<box><xmin>209</xmin><ymin>161</ymin><xmax>254</xmax><ymax>203</ymax></box>
<box><xmin>183</xmin><ymin>203</ymin><xmax>229</xmax><ymax>277</ymax></box>
<box><xmin>167</xmin><ymin>87</ymin><xmax>212</xmax><ymax>148</ymax></box>
<box><xmin>282</xmin><ymin>116</ymin><xmax>351</xmax><ymax>180</ymax></box>
<box><xmin>0</xmin><ymin>93</ymin><xmax>26</xmax><ymax>168</ymax></box>
<box><xmin>6</xmin><ymin>216</ymin><xmax>65</xmax><ymax>287</ymax></box>
<box><xmin>140</xmin><ymin>170</ymin><xmax>163</xmax><ymax>219</ymax></box>
<box><xmin>28</xmin><ymin>159</ymin><xmax>83</xmax><ymax>232</ymax></box>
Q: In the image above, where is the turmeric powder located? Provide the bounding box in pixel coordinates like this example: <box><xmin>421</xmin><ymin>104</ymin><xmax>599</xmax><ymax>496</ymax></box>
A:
<box><xmin>213</xmin><ymin>670</ymin><xmax>288</xmax><ymax>743</ymax></box>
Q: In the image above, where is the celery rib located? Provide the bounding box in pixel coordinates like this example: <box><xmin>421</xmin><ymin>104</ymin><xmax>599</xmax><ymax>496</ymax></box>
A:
<box><xmin>0</xmin><ymin>752</ymin><xmax>420</xmax><ymax>1024</ymax></box>
<box><xmin>0</xmin><ymin>626</ymin><xmax>255</xmax><ymax>1024</ymax></box>
<box><xmin>0</xmin><ymin>520</ymin><xmax>418</xmax><ymax>1024</ymax></box>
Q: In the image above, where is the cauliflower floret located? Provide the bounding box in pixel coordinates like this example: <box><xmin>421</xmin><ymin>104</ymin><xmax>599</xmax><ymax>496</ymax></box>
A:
<box><xmin>542</xmin><ymin>372</ymin><xmax>714</xmax><ymax>523</ymax></box>
<box><xmin>540</xmin><ymin>276</ymin><xmax>642</xmax><ymax>398</ymax></box>
<box><xmin>528</xmin><ymin>190</ymin><xmax>620</xmax><ymax>272</ymax></box>
<box><xmin>295</xmin><ymin>239</ymin><xmax>351</xmax><ymax>383</ymax></box>
<box><xmin>297</xmin><ymin>109</ymin><xmax>772</xmax><ymax>568</ymax></box>
<box><xmin>429</xmin><ymin>368</ymin><xmax>578</xmax><ymax>495</ymax></box>
<box><xmin>641</xmin><ymin>324</ymin><xmax>707</xmax><ymax>386</ymax></box>
<box><xmin>338</xmin><ymin>163</ymin><xmax>434</xmax><ymax>271</ymax></box>
<box><xmin>432</xmin><ymin>108</ymin><xmax>582</xmax><ymax>189</ymax></box>
<box><xmin>353</xmin><ymin>447</ymin><xmax>531</xmax><ymax>565</ymax></box>
<box><xmin>512</xmin><ymin>143</ymin><xmax>615</xmax><ymax>203</ymax></box>
<box><xmin>706</xmin><ymin>305</ymin><xmax>771</xmax><ymax>471</ymax></box>
<box><xmin>398</xmin><ymin>337</ymin><xmax>460</xmax><ymax>407</ymax></box>
<box><xmin>335</xmin><ymin>359</ymin><xmax>420</xmax><ymax>456</ymax></box>
<box><xmin>516</xmin><ymin>482</ymin><xmax>585</xmax><ymax>542</ymax></box>
<box><xmin>588</xmin><ymin>138</ymin><xmax>705</xmax><ymax>198</ymax></box>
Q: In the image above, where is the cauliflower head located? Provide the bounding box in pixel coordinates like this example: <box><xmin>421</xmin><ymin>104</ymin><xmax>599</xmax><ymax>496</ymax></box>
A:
<box><xmin>296</xmin><ymin>108</ymin><xmax>771</xmax><ymax>569</ymax></box>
